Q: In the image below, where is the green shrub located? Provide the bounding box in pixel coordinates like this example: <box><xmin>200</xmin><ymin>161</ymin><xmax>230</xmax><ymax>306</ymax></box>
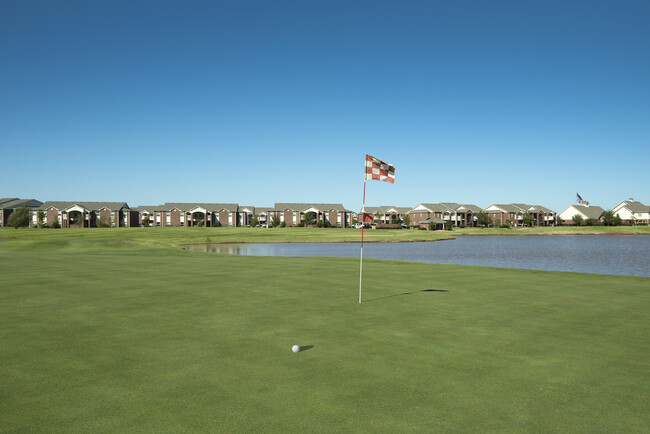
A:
<box><xmin>7</xmin><ymin>206</ymin><xmax>30</xmax><ymax>228</ymax></box>
<box><xmin>280</xmin><ymin>221</ymin><xmax>286</xmax><ymax>228</ymax></box>
<box><xmin>36</xmin><ymin>211</ymin><xmax>45</xmax><ymax>228</ymax></box>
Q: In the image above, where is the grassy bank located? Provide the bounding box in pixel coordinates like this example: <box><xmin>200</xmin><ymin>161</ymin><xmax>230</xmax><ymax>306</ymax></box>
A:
<box><xmin>1</xmin><ymin>225</ymin><xmax>648</xmax><ymax>251</ymax></box>
<box><xmin>0</xmin><ymin>226</ymin><xmax>452</xmax><ymax>250</ymax></box>
<box><xmin>1</xmin><ymin>230</ymin><xmax>648</xmax><ymax>432</ymax></box>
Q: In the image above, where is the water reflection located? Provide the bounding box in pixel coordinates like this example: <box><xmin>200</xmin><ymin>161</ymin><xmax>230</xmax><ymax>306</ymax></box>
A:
<box><xmin>188</xmin><ymin>235</ymin><xmax>650</xmax><ymax>277</ymax></box>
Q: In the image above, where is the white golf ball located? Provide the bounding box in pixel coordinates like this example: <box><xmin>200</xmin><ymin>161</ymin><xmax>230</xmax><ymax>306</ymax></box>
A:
<box><xmin>292</xmin><ymin>345</ymin><xmax>300</xmax><ymax>353</ymax></box>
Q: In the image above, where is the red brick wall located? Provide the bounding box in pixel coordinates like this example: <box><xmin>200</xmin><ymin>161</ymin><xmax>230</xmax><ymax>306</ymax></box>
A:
<box><xmin>408</xmin><ymin>212</ymin><xmax>431</xmax><ymax>224</ymax></box>
<box><xmin>170</xmin><ymin>210</ymin><xmax>181</xmax><ymax>226</ymax></box>
<box><xmin>1</xmin><ymin>209</ymin><xmax>10</xmax><ymax>227</ymax></box>
<box><xmin>284</xmin><ymin>210</ymin><xmax>293</xmax><ymax>226</ymax></box>
<box><xmin>219</xmin><ymin>210</ymin><xmax>229</xmax><ymax>227</ymax></box>
<box><xmin>328</xmin><ymin>210</ymin><xmax>337</xmax><ymax>226</ymax></box>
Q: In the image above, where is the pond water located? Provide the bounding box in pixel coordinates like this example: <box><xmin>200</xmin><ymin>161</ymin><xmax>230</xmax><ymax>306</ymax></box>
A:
<box><xmin>189</xmin><ymin>235</ymin><xmax>650</xmax><ymax>277</ymax></box>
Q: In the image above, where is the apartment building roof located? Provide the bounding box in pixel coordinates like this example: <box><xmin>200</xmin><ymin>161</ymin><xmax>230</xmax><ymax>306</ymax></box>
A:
<box><xmin>37</xmin><ymin>201</ymin><xmax>130</xmax><ymax>211</ymax></box>
<box><xmin>274</xmin><ymin>203</ymin><xmax>351</xmax><ymax>212</ymax></box>
<box><xmin>0</xmin><ymin>198</ymin><xmax>43</xmax><ymax>209</ymax></box>
<box><xmin>160</xmin><ymin>203</ymin><xmax>239</xmax><ymax>212</ymax></box>
<box><xmin>362</xmin><ymin>206</ymin><xmax>411</xmax><ymax>215</ymax></box>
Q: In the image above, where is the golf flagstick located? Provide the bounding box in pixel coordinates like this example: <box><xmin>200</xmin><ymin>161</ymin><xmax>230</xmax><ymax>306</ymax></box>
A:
<box><xmin>359</xmin><ymin>178</ymin><xmax>366</xmax><ymax>304</ymax></box>
<box><xmin>359</xmin><ymin>154</ymin><xmax>395</xmax><ymax>304</ymax></box>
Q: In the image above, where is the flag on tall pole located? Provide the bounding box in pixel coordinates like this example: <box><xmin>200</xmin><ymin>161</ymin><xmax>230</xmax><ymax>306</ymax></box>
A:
<box><xmin>359</xmin><ymin>154</ymin><xmax>395</xmax><ymax>303</ymax></box>
<box><xmin>576</xmin><ymin>193</ymin><xmax>584</xmax><ymax>204</ymax></box>
<box><xmin>365</xmin><ymin>154</ymin><xmax>395</xmax><ymax>183</ymax></box>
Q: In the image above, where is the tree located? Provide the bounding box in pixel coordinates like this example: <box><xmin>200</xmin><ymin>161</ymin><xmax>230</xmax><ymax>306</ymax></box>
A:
<box><xmin>555</xmin><ymin>215</ymin><xmax>564</xmax><ymax>226</ymax></box>
<box><xmin>271</xmin><ymin>214</ymin><xmax>280</xmax><ymax>227</ymax></box>
<box><xmin>37</xmin><ymin>211</ymin><xmax>45</xmax><ymax>228</ymax></box>
<box><xmin>7</xmin><ymin>205</ymin><xmax>30</xmax><ymax>228</ymax></box>
<box><xmin>402</xmin><ymin>215</ymin><xmax>410</xmax><ymax>227</ymax></box>
<box><xmin>303</xmin><ymin>212</ymin><xmax>316</xmax><ymax>226</ymax></box>
<box><xmin>444</xmin><ymin>220</ymin><xmax>453</xmax><ymax>230</ymax></box>
<box><xmin>601</xmin><ymin>211</ymin><xmax>617</xmax><ymax>226</ymax></box>
<box><xmin>522</xmin><ymin>212</ymin><xmax>534</xmax><ymax>227</ymax></box>
<box><xmin>476</xmin><ymin>211</ymin><xmax>491</xmax><ymax>228</ymax></box>
<box><xmin>251</xmin><ymin>217</ymin><xmax>259</xmax><ymax>227</ymax></box>
<box><xmin>572</xmin><ymin>214</ymin><xmax>584</xmax><ymax>226</ymax></box>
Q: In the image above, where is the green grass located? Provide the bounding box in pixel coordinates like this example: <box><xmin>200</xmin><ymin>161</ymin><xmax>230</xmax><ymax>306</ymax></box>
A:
<box><xmin>1</xmin><ymin>229</ymin><xmax>648</xmax><ymax>432</ymax></box>
<box><xmin>1</xmin><ymin>225</ymin><xmax>648</xmax><ymax>251</ymax></box>
<box><xmin>0</xmin><ymin>226</ymin><xmax>454</xmax><ymax>250</ymax></box>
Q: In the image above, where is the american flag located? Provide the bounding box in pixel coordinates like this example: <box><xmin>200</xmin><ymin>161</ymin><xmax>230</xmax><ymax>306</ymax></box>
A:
<box><xmin>576</xmin><ymin>193</ymin><xmax>584</xmax><ymax>204</ymax></box>
<box><xmin>365</xmin><ymin>154</ymin><xmax>395</xmax><ymax>183</ymax></box>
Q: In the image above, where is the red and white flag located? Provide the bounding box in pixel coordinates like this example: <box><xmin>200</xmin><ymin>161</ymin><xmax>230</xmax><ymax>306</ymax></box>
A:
<box><xmin>365</xmin><ymin>154</ymin><xmax>395</xmax><ymax>184</ymax></box>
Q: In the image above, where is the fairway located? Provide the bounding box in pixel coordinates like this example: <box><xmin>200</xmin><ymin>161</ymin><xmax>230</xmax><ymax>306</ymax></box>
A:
<box><xmin>1</xmin><ymin>230</ymin><xmax>649</xmax><ymax>432</ymax></box>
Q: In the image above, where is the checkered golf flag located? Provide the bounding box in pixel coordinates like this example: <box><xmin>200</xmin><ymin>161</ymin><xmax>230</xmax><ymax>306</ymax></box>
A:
<box><xmin>364</xmin><ymin>154</ymin><xmax>395</xmax><ymax>184</ymax></box>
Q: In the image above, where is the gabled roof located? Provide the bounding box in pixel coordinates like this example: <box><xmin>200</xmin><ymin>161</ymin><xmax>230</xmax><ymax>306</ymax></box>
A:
<box><xmin>510</xmin><ymin>203</ymin><xmax>530</xmax><ymax>212</ymax></box>
<box><xmin>439</xmin><ymin>202</ymin><xmax>461</xmax><ymax>211</ymax></box>
<box><xmin>485</xmin><ymin>204</ymin><xmax>522</xmax><ymax>213</ymax></box>
<box><xmin>160</xmin><ymin>203</ymin><xmax>239</xmax><ymax>212</ymax></box>
<box><xmin>362</xmin><ymin>206</ymin><xmax>411</xmax><ymax>215</ymax></box>
<box><xmin>486</xmin><ymin>203</ymin><xmax>554</xmax><ymax>214</ymax></box>
<box><xmin>618</xmin><ymin>200</ymin><xmax>650</xmax><ymax>213</ymax></box>
<box><xmin>562</xmin><ymin>205</ymin><xmax>605</xmax><ymax>220</ymax></box>
<box><xmin>529</xmin><ymin>205</ymin><xmax>555</xmax><ymax>214</ymax></box>
<box><xmin>0</xmin><ymin>198</ymin><xmax>42</xmax><ymax>209</ymax></box>
<box><xmin>132</xmin><ymin>206</ymin><xmax>163</xmax><ymax>212</ymax></box>
<box><xmin>254</xmin><ymin>207</ymin><xmax>274</xmax><ymax>214</ymax></box>
<box><xmin>274</xmin><ymin>203</ymin><xmax>351</xmax><ymax>212</ymax></box>
<box><xmin>408</xmin><ymin>203</ymin><xmax>451</xmax><ymax>213</ymax></box>
<box><xmin>418</xmin><ymin>217</ymin><xmax>446</xmax><ymax>225</ymax></box>
<box><xmin>453</xmin><ymin>204</ymin><xmax>483</xmax><ymax>213</ymax></box>
<box><xmin>409</xmin><ymin>203</ymin><xmax>483</xmax><ymax>214</ymax></box>
<box><xmin>37</xmin><ymin>201</ymin><xmax>129</xmax><ymax>211</ymax></box>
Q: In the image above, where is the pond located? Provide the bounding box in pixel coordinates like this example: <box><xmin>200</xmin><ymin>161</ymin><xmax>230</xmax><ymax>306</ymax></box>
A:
<box><xmin>189</xmin><ymin>235</ymin><xmax>650</xmax><ymax>277</ymax></box>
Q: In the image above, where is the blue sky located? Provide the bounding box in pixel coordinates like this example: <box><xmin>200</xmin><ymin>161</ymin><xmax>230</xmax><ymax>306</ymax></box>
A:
<box><xmin>2</xmin><ymin>0</ymin><xmax>648</xmax><ymax>212</ymax></box>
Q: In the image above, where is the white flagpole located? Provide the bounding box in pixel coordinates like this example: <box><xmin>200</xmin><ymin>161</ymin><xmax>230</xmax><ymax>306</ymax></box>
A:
<box><xmin>359</xmin><ymin>175</ymin><xmax>367</xmax><ymax>304</ymax></box>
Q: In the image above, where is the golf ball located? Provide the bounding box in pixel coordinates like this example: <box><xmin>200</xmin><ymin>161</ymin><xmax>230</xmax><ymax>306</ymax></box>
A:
<box><xmin>292</xmin><ymin>345</ymin><xmax>300</xmax><ymax>353</ymax></box>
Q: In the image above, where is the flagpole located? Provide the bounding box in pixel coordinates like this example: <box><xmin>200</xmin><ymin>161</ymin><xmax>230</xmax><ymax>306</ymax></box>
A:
<box><xmin>359</xmin><ymin>176</ymin><xmax>367</xmax><ymax>304</ymax></box>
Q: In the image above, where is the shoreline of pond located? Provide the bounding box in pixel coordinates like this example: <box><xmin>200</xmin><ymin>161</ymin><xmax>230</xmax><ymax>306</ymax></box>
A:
<box><xmin>186</xmin><ymin>235</ymin><xmax>650</xmax><ymax>277</ymax></box>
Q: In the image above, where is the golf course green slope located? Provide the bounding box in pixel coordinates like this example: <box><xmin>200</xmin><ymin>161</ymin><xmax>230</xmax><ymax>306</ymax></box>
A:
<box><xmin>1</xmin><ymin>229</ymin><xmax>648</xmax><ymax>432</ymax></box>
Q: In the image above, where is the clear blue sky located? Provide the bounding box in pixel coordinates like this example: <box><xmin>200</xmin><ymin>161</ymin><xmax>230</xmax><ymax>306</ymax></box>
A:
<box><xmin>2</xmin><ymin>0</ymin><xmax>648</xmax><ymax>212</ymax></box>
